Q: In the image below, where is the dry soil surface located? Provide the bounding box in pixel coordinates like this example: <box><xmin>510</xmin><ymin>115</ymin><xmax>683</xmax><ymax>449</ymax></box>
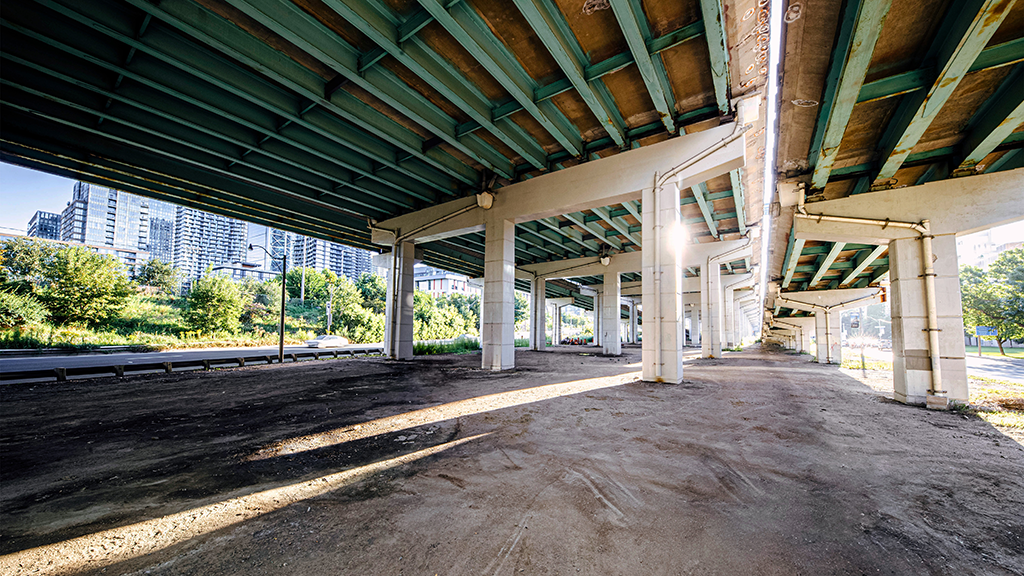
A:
<box><xmin>1</xmin><ymin>345</ymin><xmax>1022</xmax><ymax>575</ymax></box>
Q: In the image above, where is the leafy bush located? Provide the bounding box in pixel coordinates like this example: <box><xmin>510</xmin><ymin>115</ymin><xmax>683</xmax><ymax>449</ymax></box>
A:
<box><xmin>0</xmin><ymin>290</ymin><xmax>47</xmax><ymax>328</ymax></box>
<box><xmin>183</xmin><ymin>273</ymin><xmax>244</xmax><ymax>334</ymax></box>
<box><xmin>36</xmin><ymin>246</ymin><xmax>135</xmax><ymax>326</ymax></box>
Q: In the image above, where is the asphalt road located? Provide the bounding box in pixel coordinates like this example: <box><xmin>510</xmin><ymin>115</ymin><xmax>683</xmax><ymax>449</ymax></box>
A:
<box><xmin>852</xmin><ymin>347</ymin><xmax>1024</xmax><ymax>384</ymax></box>
<box><xmin>0</xmin><ymin>344</ymin><xmax>380</xmax><ymax>374</ymax></box>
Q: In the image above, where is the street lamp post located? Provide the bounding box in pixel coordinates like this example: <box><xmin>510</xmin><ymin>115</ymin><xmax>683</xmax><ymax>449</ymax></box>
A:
<box><xmin>249</xmin><ymin>243</ymin><xmax>287</xmax><ymax>363</ymax></box>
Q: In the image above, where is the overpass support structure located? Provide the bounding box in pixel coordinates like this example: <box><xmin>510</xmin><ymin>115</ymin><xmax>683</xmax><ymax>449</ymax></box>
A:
<box><xmin>783</xmin><ymin>168</ymin><xmax>1024</xmax><ymax>406</ymax></box>
<box><xmin>373</xmin><ymin>123</ymin><xmax>746</xmax><ymax>372</ymax></box>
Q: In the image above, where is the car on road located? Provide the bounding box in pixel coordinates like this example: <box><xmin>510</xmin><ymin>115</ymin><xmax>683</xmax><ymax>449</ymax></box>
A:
<box><xmin>305</xmin><ymin>335</ymin><xmax>350</xmax><ymax>348</ymax></box>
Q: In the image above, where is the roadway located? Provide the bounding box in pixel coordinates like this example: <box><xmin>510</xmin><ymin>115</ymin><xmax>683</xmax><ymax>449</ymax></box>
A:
<box><xmin>850</xmin><ymin>347</ymin><xmax>1024</xmax><ymax>385</ymax></box>
<box><xmin>0</xmin><ymin>344</ymin><xmax>380</xmax><ymax>380</ymax></box>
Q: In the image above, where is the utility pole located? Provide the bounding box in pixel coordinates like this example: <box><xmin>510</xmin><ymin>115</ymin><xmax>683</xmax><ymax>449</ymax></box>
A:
<box><xmin>327</xmin><ymin>283</ymin><xmax>335</xmax><ymax>333</ymax></box>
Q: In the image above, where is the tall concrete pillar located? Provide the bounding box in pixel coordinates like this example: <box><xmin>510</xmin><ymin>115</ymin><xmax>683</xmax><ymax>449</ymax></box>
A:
<box><xmin>530</xmin><ymin>278</ymin><xmax>546</xmax><ymax>351</ymax></box>
<box><xmin>593</xmin><ymin>293</ymin><xmax>602</xmax><ymax>347</ymax></box>
<box><xmin>628</xmin><ymin>300</ymin><xmax>638</xmax><ymax>344</ymax></box>
<box><xmin>551</xmin><ymin>304</ymin><xmax>561</xmax><ymax>344</ymax></box>
<box><xmin>641</xmin><ymin>182</ymin><xmax>685</xmax><ymax>383</ymax></box>
<box><xmin>482</xmin><ymin>218</ymin><xmax>515</xmax><ymax>371</ymax></box>
<box><xmin>813</xmin><ymin>311</ymin><xmax>841</xmax><ymax>364</ymax></box>
<box><xmin>701</xmin><ymin>262</ymin><xmax>723</xmax><ymax>358</ymax></box>
<box><xmin>695</xmin><ymin>307</ymin><xmax>702</xmax><ymax>345</ymax></box>
<box><xmin>384</xmin><ymin>242</ymin><xmax>415</xmax><ymax>360</ymax></box>
<box><xmin>603</xmin><ymin>272</ymin><xmax>622</xmax><ymax>355</ymax></box>
<box><xmin>723</xmin><ymin>287</ymin><xmax>736</xmax><ymax>348</ymax></box>
<box><xmin>889</xmin><ymin>235</ymin><xmax>967</xmax><ymax>405</ymax></box>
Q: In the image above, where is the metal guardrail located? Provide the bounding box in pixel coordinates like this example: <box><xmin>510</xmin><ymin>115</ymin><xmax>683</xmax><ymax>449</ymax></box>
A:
<box><xmin>0</xmin><ymin>345</ymin><xmax>384</xmax><ymax>383</ymax></box>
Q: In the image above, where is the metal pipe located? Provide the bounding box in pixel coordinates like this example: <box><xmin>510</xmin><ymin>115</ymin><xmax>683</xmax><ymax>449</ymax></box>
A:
<box><xmin>920</xmin><ymin>220</ymin><xmax>944</xmax><ymax>397</ymax></box>
<box><xmin>788</xmin><ymin>211</ymin><xmax>942</xmax><ymax>399</ymax></box>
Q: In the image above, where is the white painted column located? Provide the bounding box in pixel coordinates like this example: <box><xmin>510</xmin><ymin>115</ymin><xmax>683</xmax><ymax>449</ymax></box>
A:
<box><xmin>628</xmin><ymin>300</ymin><xmax>638</xmax><ymax>344</ymax></box>
<box><xmin>813</xmin><ymin>311</ymin><xmax>841</xmax><ymax>364</ymax></box>
<box><xmin>593</xmin><ymin>293</ymin><xmax>602</xmax><ymax>347</ymax></box>
<box><xmin>641</xmin><ymin>182</ymin><xmax>685</xmax><ymax>383</ymax></box>
<box><xmin>701</xmin><ymin>262</ymin><xmax>723</xmax><ymax>358</ymax></box>
<box><xmin>603</xmin><ymin>272</ymin><xmax>622</xmax><ymax>355</ymax></box>
<box><xmin>890</xmin><ymin>235</ymin><xmax>968</xmax><ymax>405</ymax></box>
<box><xmin>384</xmin><ymin>242</ymin><xmax>415</xmax><ymax>360</ymax></box>
<box><xmin>723</xmin><ymin>287</ymin><xmax>736</xmax><ymax>348</ymax></box>
<box><xmin>530</xmin><ymin>278</ymin><xmax>546</xmax><ymax>351</ymax></box>
<box><xmin>695</xmin><ymin>307</ymin><xmax>702</xmax><ymax>345</ymax></box>
<box><xmin>482</xmin><ymin>218</ymin><xmax>515</xmax><ymax>371</ymax></box>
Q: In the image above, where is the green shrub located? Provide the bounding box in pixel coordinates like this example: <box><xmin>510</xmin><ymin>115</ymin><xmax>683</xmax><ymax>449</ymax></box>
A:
<box><xmin>0</xmin><ymin>290</ymin><xmax>47</xmax><ymax>328</ymax></box>
<box><xmin>184</xmin><ymin>273</ymin><xmax>244</xmax><ymax>334</ymax></box>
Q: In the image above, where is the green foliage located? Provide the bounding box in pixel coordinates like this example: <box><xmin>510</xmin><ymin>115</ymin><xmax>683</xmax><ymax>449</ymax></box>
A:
<box><xmin>413</xmin><ymin>290</ymin><xmax>469</xmax><ymax>340</ymax></box>
<box><xmin>514</xmin><ymin>291</ymin><xmax>529</xmax><ymax>326</ymax></box>
<box><xmin>285</xmin><ymin>267</ymin><xmax>329</xmax><ymax>301</ymax></box>
<box><xmin>184</xmin><ymin>272</ymin><xmax>244</xmax><ymax>334</ymax></box>
<box><xmin>355</xmin><ymin>272</ymin><xmax>386</xmax><ymax>314</ymax></box>
<box><xmin>438</xmin><ymin>293</ymin><xmax>479</xmax><ymax>335</ymax></box>
<box><xmin>0</xmin><ymin>237</ymin><xmax>55</xmax><ymax>290</ymax></box>
<box><xmin>414</xmin><ymin>336</ymin><xmax>480</xmax><ymax>355</ymax></box>
<box><xmin>327</xmin><ymin>275</ymin><xmax>385</xmax><ymax>343</ymax></box>
<box><xmin>0</xmin><ymin>290</ymin><xmax>47</xmax><ymax>328</ymax></box>
<box><xmin>135</xmin><ymin>259</ymin><xmax>180</xmax><ymax>294</ymax></box>
<box><xmin>37</xmin><ymin>246</ymin><xmax>135</xmax><ymax>326</ymax></box>
<box><xmin>961</xmin><ymin>248</ymin><xmax>1024</xmax><ymax>355</ymax></box>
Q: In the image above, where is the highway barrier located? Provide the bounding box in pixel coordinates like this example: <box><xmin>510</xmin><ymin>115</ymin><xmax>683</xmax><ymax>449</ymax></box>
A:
<box><xmin>0</xmin><ymin>345</ymin><xmax>384</xmax><ymax>383</ymax></box>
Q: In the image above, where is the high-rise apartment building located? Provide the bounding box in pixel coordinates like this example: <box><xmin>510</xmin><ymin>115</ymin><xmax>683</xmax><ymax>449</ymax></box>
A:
<box><xmin>57</xmin><ymin>183</ymin><xmax>175</xmax><ymax>271</ymax></box>
<box><xmin>173</xmin><ymin>207</ymin><xmax>248</xmax><ymax>282</ymax></box>
<box><xmin>27</xmin><ymin>211</ymin><xmax>61</xmax><ymax>240</ymax></box>
<box><xmin>292</xmin><ymin>236</ymin><xmax>374</xmax><ymax>283</ymax></box>
<box><xmin>246</xmin><ymin>223</ymin><xmax>294</xmax><ymax>273</ymax></box>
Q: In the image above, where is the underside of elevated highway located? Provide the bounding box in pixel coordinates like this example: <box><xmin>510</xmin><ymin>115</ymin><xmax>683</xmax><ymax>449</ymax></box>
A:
<box><xmin>1</xmin><ymin>0</ymin><xmax>1023</xmax><ymax>573</ymax></box>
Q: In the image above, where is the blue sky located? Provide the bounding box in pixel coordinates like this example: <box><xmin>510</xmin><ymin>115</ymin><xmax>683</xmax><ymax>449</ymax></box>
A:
<box><xmin>0</xmin><ymin>163</ymin><xmax>79</xmax><ymax>233</ymax></box>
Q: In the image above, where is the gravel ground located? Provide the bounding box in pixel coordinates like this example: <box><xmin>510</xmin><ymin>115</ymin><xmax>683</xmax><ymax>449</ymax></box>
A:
<box><xmin>1</xmin><ymin>344</ymin><xmax>1022</xmax><ymax>575</ymax></box>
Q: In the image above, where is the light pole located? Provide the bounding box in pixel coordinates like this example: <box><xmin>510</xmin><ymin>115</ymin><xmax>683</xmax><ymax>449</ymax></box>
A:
<box><xmin>249</xmin><ymin>243</ymin><xmax>287</xmax><ymax>363</ymax></box>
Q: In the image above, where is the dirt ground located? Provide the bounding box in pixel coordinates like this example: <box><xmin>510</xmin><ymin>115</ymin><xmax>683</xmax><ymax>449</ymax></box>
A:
<box><xmin>2</xmin><ymin>345</ymin><xmax>1022</xmax><ymax>575</ymax></box>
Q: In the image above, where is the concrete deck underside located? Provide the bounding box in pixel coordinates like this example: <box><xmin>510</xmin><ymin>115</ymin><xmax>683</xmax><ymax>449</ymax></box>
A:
<box><xmin>2</xmin><ymin>348</ymin><xmax>1022</xmax><ymax>575</ymax></box>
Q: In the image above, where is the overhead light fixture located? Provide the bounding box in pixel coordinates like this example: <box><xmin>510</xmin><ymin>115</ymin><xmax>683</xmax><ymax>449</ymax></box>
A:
<box><xmin>600</xmin><ymin>256</ymin><xmax>610</xmax><ymax>266</ymax></box>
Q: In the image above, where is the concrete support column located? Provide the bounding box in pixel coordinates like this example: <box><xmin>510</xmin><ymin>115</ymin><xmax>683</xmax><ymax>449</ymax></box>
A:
<box><xmin>603</xmin><ymin>272</ymin><xmax>622</xmax><ymax>355</ymax></box>
<box><xmin>695</xmin><ymin>307</ymin><xmax>702</xmax><ymax>344</ymax></box>
<box><xmin>530</xmin><ymin>278</ymin><xmax>546</xmax><ymax>351</ymax></box>
<box><xmin>383</xmin><ymin>242</ymin><xmax>415</xmax><ymax>360</ymax></box>
<box><xmin>551</xmin><ymin>304</ymin><xmax>561</xmax><ymax>344</ymax></box>
<box><xmin>628</xmin><ymin>300</ymin><xmax>638</xmax><ymax>344</ymax></box>
<box><xmin>482</xmin><ymin>218</ymin><xmax>515</xmax><ymax>371</ymax></box>
<box><xmin>813</xmin><ymin>311</ymin><xmax>841</xmax><ymax>364</ymax></box>
<box><xmin>890</xmin><ymin>235</ymin><xmax>968</xmax><ymax>404</ymax></box>
<box><xmin>641</xmin><ymin>182</ymin><xmax>685</xmax><ymax>383</ymax></box>
<box><xmin>724</xmin><ymin>287</ymin><xmax>736</xmax><ymax>348</ymax></box>
<box><xmin>593</xmin><ymin>293</ymin><xmax>602</xmax><ymax>347</ymax></box>
<box><xmin>701</xmin><ymin>262</ymin><xmax>723</xmax><ymax>358</ymax></box>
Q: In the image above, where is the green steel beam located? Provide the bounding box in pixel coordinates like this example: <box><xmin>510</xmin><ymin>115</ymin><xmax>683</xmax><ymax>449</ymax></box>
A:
<box><xmin>953</xmin><ymin>64</ymin><xmax>1024</xmax><ymax>172</ymax></box>
<box><xmin>536</xmin><ymin>217</ymin><xmax>601</xmax><ymax>255</ymax></box>
<box><xmin>697</xmin><ymin>0</ymin><xmax>730</xmax><ymax>113</ymax></box>
<box><xmin>221</xmin><ymin>0</ymin><xmax>513</xmax><ymax>178</ymax></box>
<box><xmin>608</xmin><ymin>0</ymin><xmax>676</xmax><ymax>132</ymax></box>
<box><xmin>564</xmin><ymin>213</ymin><xmax>623</xmax><ymax>251</ymax></box>
<box><xmin>875</xmin><ymin>0</ymin><xmax>1016</xmax><ymax>182</ymax></box>
<box><xmin>510</xmin><ymin>0</ymin><xmax>626</xmax><ymax>146</ymax></box>
<box><xmin>113</xmin><ymin>0</ymin><xmax>476</xmax><ymax>188</ymax></box>
<box><xmin>728</xmin><ymin>169</ymin><xmax>746</xmax><ymax>235</ymax></box>
<box><xmin>1</xmin><ymin>9</ymin><xmax>450</xmax><ymax>204</ymax></box>
<box><xmin>986</xmin><ymin>148</ymin><xmax>1023</xmax><ymax>172</ymax></box>
<box><xmin>781</xmin><ymin>231</ymin><xmax>804</xmax><ymax>289</ymax></box>
<box><xmin>809</xmin><ymin>0</ymin><xmax>892</xmax><ymax>190</ymax></box>
<box><xmin>517</xmin><ymin>221</ymin><xmax>586</xmax><ymax>257</ymax></box>
<box><xmin>0</xmin><ymin>53</ymin><xmax>423</xmax><ymax>212</ymax></box>
<box><xmin>16</xmin><ymin>1</ymin><xmax>457</xmax><ymax>199</ymax></box>
<box><xmin>793</xmin><ymin>257</ymin><xmax>888</xmax><ymax>273</ymax></box>
<box><xmin>591</xmin><ymin>206</ymin><xmax>640</xmax><ymax>247</ymax></box>
<box><xmin>690</xmin><ymin>182</ymin><xmax>718</xmax><ymax>238</ymax></box>
<box><xmin>857</xmin><ymin>37</ymin><xmax>1024</xmax><ymax>104</ymax></box>
<box><xmin>808</xmin><ymin>242</ymin><xmax>846</xmax><ymax>287</ymax></box>
<box><xmin>840</xmin><ymin>245</ymin><xmax>886</xmax><ymax>286</ymax></box>
<box><xmin>320</xmin><ymin>0</ymin><xmax>548</xmax><ymax>169</ymax></box>
<box><xmin>413</xmin><ymin>0</ymin><xmax>582</xmax><ymax>156</ymax></box>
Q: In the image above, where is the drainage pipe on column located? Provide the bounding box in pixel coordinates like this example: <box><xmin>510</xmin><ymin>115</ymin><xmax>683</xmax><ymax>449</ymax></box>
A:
<box><xmin>649</xmin><ymin>123</ymin><xmax>751</xmax><ymax>378</ymax></box>
<box><xmin>373</xmin><ymin>196</ymin><xmax>488</xmax><ymax>358</ymax></box>
<box><xmin>792</xmin><ymin>212</ymin><xmax>943</xmax><ymax>398</ymax></box>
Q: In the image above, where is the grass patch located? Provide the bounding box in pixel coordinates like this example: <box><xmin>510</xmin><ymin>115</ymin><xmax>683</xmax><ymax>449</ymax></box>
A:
<box><xmin>967</xmin><ymin>346</ymin><xmax>1024</xmax><ymax>360</ymax></box>
<box><xmin>960</xmin><ymin>386</ymin><xmax>1024</xmax><ymax>430</ymax></box>
<box><xmin>413</xmin><ymin>337</ymin><xmax>480</xmax><ymax>355</ymax></box>
<box><xmin>840</xmin><ymin>358</ymin><xmax>893</xmax><ymax>371</ymax></box>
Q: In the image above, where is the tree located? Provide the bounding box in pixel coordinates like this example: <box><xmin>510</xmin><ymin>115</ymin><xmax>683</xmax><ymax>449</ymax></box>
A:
<box><xmin>183</xmin><ymin>272</ymin><xmax>244</xmax><ymax>334</ymax></box>
<box><xmin>960</xmin><ymin>248</ymin><xmax>1024</xmax><ymax>355</ymax></box>
<box><xmin>328</xmin><ymin>275</ymin><xmax>385</xmax><ymax>343</ymax></box>
<box><xmin>0</xmin><ymin>290</ymin><xmax>47</xmax><ymax>328</ymax></box>
<box><xmin>285</xmin><ymin>267</ymin><xmax>328</xmax><ymax>301</ymax></box>
<box><xmin>0</xmin><ymin>237</ymin><xmax>56</xmax><ymax>294</ymax></box>
<box><xmin>135</xmin><ymin>259</ymin><xmax>181</xmax><ymax>294</ymax></box>
<box><xmin>355</xmin><ymin>273</ymin><xmax>386</xmax><ymax>314</ymax></box>
<box><xmin>36</xmin><ymin>246</ymin><xmax>134</xmax><ymax>326</ymax></box>
<box><xmin>438</xmin><ymin>293</ymin><xmax>480</xmax><ymax>335</ymax></box>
